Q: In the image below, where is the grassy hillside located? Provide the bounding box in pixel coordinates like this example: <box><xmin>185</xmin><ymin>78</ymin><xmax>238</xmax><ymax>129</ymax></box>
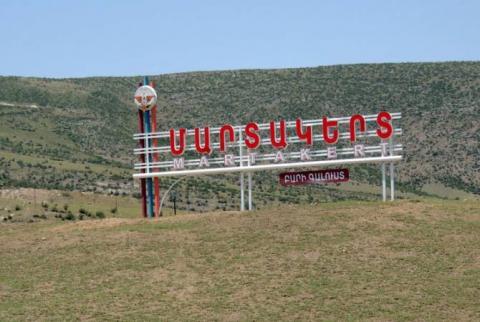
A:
<box><xmin>1</xmin><ymin>199</ymin><xmax>479</xmax><ymax>320</ymax></box>
<box><xmin>0</xmin><ymin>62</ymin><xmax>479</xmax><ymax>211</ymax></box>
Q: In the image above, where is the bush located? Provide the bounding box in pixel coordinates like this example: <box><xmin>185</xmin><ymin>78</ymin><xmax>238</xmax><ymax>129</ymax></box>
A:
<box><xmin>63</xmin><ymin>204</ymin><xmax>69</xmax><ymax>211</ymax></box>
<box><xmin>15</xmin><ymin>205</ymin><xmax>21</xmax><ymax>211</ymax></box>
<box><xmin>110</xmin><ymin>207</ymin><xmax>117</xmax><ymax>214</ymax></box>
<box><xmin>132</xmin><ymin>192</ymin><xmax>141</xmax><ymax>199</ymax></box>
<box><xmin>64</xmin><ymin>211</ymin><xmax>75</xmax><ymax>221</ymax></box>
<box><xmin>95</xmin><ymin>211</ymin><xmax>105</xmax><ymax>219</ymax></box>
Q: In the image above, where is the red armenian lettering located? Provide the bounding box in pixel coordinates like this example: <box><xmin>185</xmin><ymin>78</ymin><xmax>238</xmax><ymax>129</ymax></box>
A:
<box><xmin>244</xmin><ymin>122</ymin><xmax>261</xmax><ymax>149</ymax></box>
<box><xmin>349</xmin><ymin>114</ymin><xmax>366</xmax><ymax>142</ymax></box>
<box><xmin>168</xmin><ymin>111</ymin><xmax>394</xmax><ymax>157</ymax></box>
<box><xmin>322</xmin><ymin>117</ymin><xmax>339</xmax><ymax>144</ymax></box>
<box><xmin>295</xmin><ymin>118</ymin><xmax>313</xmax><ymax>145</ymax></box>
<box><xmin>270</xmin><ymin>120</ymin><xmax>288</xmax><ymax>149</ymax></box>
<box><xmin>376</xmin><ymin>111</ymin><xmax>393</xmax><ymax>139</ymax></box>
<box><xmin>194</xmin><ymin>127</ymin><xmax>212</xmax><ymax>154</ymax></box>
<box><xmin>219</xmin><ymin>124</ymin><xmax>235</xmax><ymax>152</ymax></box>
<box><xmin>170</xmin><ymin>128</ymin><xmax>186</xmax><ymax>156</ymax></box>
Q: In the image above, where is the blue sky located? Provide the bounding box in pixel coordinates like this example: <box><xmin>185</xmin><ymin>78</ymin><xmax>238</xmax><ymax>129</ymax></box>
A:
<box><xmin>0</xmin><ymin>0</ymin><xmax>478</xmax><ymax>77</ymax></box>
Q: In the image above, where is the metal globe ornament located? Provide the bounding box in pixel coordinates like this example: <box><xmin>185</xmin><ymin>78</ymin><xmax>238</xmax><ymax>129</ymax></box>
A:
<box><xmin>134</xmin><ymin>85</ymin><xmax>157</xmax><ymax>111</ymax></box>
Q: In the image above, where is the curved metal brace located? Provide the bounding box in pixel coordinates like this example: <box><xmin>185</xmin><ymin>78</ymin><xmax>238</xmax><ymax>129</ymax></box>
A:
<box><xmin>158</xmin><ymin>177</ymin><xmax>187</xmax><ymax>217</ymax></box>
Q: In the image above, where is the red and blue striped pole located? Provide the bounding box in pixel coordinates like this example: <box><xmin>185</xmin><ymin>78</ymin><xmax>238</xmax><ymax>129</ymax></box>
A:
<box><xmin>137</xmin><ymin>82</ymin><xmax>147</xmax><ymax>218</ymax></box>
<box><xmin>143</xmin><ymin>76</ymin><xmax>155</xmax><ymax>218</ymax></box>
<box><xmin>135</xmin><ymin>77</ymin><xmax>160</xmax><ymax>218</ymax></box>
<box><xmin>150</xmin><ymin>80</ymin><xmax>161</xmax><ymax>218</ymax></box>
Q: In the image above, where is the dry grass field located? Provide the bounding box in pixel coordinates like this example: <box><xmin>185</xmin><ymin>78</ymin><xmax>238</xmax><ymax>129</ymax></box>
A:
<box><xmin>1</xmin><ymin>199</ymin><xmax>479</xmax><ymax>321</ymax></box>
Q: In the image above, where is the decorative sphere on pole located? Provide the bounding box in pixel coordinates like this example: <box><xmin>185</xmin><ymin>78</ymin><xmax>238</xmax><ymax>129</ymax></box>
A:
<box><xmin>134</xmin><ymin>85</ymin><xmax>157</xmax><ymax>111</ymax></box>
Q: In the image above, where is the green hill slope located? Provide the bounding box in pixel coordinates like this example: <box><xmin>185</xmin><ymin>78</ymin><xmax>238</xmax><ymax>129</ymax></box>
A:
<box><xmin>0</xmin><ymin>62</ymin><xmax>478</xmax><ymax>208</ymax></box>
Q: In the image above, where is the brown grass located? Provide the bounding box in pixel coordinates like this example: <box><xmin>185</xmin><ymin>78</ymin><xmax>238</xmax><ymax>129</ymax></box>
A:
<box><xmin>0</xmin><ymin>199</ymin><xmax>479</xmax><ymax>321</ymax></box>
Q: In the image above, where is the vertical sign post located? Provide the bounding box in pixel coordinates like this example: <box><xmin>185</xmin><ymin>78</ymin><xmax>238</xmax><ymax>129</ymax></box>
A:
<box><xmin>381</xmin><ymin>163</ymin><xmax>387</xmax><ymax>202</ymax></box>
<box><xmin>143</xmin><ymin>76</ymin><xmax>154</xmax><ymax>218</ymax></box>
<box><xmin>389</xmin><ymin>135</ymin><xmax>395</xmax><ymax>201</ymax></box>
<box><xmin>149</xmin><ymin>80</ymin><xmax>161</xmax><ymax>217</ymax></box>
<box><xmin>134</xmin><ymin>78</ymin><xmax>159</xmax><ymax>218</ymax></box>
<box><xmin>247</xmin><ymin>156</ymin><xmax>252</xmax><ymax>211</ymax></box>
<box><xmin>137</xmin><ymin>88</ymin><xmax>147</xmax><ymax>218</ymax></box>
<box><xmin>238</xmin><ymin>128</ymin><xmax>245</xmax><ymax>211</ymax></box>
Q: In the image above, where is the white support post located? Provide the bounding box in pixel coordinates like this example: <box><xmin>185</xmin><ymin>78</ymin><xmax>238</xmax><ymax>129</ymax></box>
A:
<box><xmin>247</xmin><ymin>146</ymin><xmax>253</xmax><ymax>211</ymax></box>
<box><xmin>248</xmin><ymin>151</ymin><xmax>252</xmax><ymax>211</ymax></box>
<box><xmin>382</xmin><ymin>163</ymin><xmax>386</xmax><ymax>202</ymax></box>
<box><xmin>144</xmin><ymin>127</ymin><xmax>152</xmax><ymax>215</ymax></box>
<box><xmin>390</xmin><ymin>163</ymin><xmax>395</xmax><ymax>201</ymax></box>
<box><xmin>248</xmin><ymin>173</ymin><xmax>252</xmax><ymax>211</ymax></box>
<box><xmin>389</xmin><ymin>135</ymin><xmax>395</xmax><ymax>201</ymax></box>
<box><xmin>144</xmin><ymin>130</ymin><xmax>150</xmax><ymax>174</ymax></box>
<box><xmin>238</xmin><ymin>128</ymin><xmax>245</xmax><ymax>211</ymax></box>
<box><xmin>240</xmin><ymin>174</ymin><xmax>245</xmax><ymax>211</ymax></box>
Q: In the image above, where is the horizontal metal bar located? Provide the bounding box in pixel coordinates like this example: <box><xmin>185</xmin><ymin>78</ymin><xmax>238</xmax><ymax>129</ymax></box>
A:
<box><xmin>133</xmin><ymin>112</ymin><xmax>402</xmax><ymax>140</ymax></box>
<box><xmin>134</xmin><ymin>145</ymin><xmax>403</xmax><ymax>169</ymax></box>
<box><xmin>135</xmin><ymin>148</ymin><xmax>403</xmax><ymax>169</ymax></box>
<box><xmin>133</xmin><ymin>155</ymin><xmax>402</xmax><ymax>178</ymax></box>
<box><xmin>134</xmin><ymin>128</ymin><xmax>403</xmax><ymax>154</ymax></box>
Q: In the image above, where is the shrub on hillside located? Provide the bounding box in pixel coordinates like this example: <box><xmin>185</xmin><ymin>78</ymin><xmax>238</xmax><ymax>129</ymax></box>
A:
<box><xmin>63</xmin><ymin>211</ymin><xmax>75</xmax><ymax>221</ymax></box>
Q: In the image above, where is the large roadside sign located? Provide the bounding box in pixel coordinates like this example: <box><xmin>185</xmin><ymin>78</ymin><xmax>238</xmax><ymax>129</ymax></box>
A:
<box><xmin>132</xmin><ymin>78</ymin><xmax>403</xmax><ymax>215</ymax></box>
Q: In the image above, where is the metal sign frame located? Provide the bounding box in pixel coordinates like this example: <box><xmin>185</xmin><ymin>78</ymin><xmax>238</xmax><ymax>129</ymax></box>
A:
<box><xmin>133</xmin><ymin>109</ymin><xmax>402</xmax><ymax>213</ymax></box>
